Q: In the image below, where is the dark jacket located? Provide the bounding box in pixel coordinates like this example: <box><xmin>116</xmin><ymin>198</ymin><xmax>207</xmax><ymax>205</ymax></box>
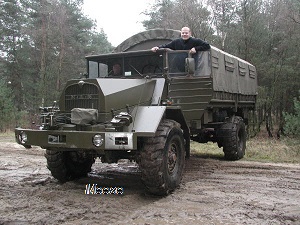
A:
<box><xmin>158</xmin><ymin>37</ymin><xmax>210</xmax><ymax>51</ymax></box>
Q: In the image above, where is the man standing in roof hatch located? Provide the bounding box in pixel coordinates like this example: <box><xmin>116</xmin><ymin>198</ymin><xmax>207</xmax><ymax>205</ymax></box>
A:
<box><xmin>151</xmin><ymin>27</ymin><xmax>210</xmax><ymax>54</ymax></box>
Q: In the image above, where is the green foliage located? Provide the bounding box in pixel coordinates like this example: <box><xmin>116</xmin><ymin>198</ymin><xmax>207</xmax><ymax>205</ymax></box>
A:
<box><xmin>142</xmin><ymin>0</ymin><xmax>176</xmax><ymax>29</ymax></box>
<box><xmin>0</xmin><ymin>79</ymin><xmax>15</xmax><ymax>131</ymax></box>
<box><xmin>0</xmin><ymin>0</ymin><xmax>115</xmax><ymax>131</ymax></box>
<box><xmin>142</xmin><ymin>0</ymin><xmax>214</xmax><ymax>40</ymax></box>
<box><xmin>283</xmin><ymin>97</ymin><xmax>300</xmax><ymax>137</ymax></box>
<box><xmin>0</xmin><ymin>0</ymin><xmax>113</xmax><ymax>116</ymax></box>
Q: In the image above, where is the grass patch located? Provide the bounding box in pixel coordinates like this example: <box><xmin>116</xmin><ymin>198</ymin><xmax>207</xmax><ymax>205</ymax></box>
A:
<box><xmin>0</xmin><ymin>131</ymin><xmax>14</xmax><ymax>136</ymax></box>
<box><xmin>246</xmin><ymin>137</ymin><xmax>300</xmax><ymax>163</ymax></box>
<box><xmin>190</xmin><ymin>141</ymin><xmax>224</xmax><ymax>159</ymax></box>
<box><xmin>191</xmin><ymin>137</ymin><xmax>300</xmax><ymax>163</ymax></box>
<box><xmin>0</xmin><ymin>131</ymin><xmax>15</xmax><ymax>142</ymax></box>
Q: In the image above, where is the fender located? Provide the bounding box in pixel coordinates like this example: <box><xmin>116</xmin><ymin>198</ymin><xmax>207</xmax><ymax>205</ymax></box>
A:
<box><xmin>128</xmin><ymin>106</ymin><xmax>166</xmax><ymax>137</ymax></box>
<box><xmin>128</xmin><ymin>105</ymin><xmax>190</xmax><ymax>157</ymax></box>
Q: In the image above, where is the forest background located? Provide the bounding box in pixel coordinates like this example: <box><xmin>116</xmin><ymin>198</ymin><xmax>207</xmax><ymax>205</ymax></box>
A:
<box><xmin>0</xmin><ymin>0</ymin><xmax>299</xmax><ymax>139</ymax></box>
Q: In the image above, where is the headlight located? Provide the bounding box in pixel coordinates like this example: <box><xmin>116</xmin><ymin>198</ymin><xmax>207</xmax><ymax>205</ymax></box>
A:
<box><xmin>93</xmin><ymin>134</ymin><xmax>104</xmax><ymax>147</ymax></box>
<box><xmin>19</xmin><ymin>131</ymin><xmax>28</xmax><ymax>144</ymax></box>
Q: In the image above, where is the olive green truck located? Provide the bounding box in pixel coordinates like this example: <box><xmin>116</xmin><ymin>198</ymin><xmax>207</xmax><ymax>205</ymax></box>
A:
<box><xmin>15</xmin><ymin>29</ymin><xmax>257</xmax><ymax>195</ymax></box>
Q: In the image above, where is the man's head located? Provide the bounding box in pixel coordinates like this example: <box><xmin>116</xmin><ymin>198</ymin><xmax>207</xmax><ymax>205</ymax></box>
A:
<box><xmin>112</xmin><ymin>63</ymin><xmax>121</xmax><ymax>75</ymax></box>
<box><xmin>181</xmin><ymin>27</ymin><xmax>192</xmax><ymax>40</ymax></box>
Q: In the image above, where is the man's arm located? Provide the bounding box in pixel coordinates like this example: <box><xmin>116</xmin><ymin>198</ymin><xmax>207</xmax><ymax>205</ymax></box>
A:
<box><xmin>194</xmin><ymin>38</ymin><xmax>210</xmax><ymax>51</ymax></box>
<box><xmin>151</xmin><ymin>40</ymin><xmax>176</xmax><ymax>52</ymax></box>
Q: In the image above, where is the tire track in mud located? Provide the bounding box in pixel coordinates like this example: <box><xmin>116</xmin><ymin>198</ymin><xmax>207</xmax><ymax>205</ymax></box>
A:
<box><xmin>120</xmin><ymin>155</ymin><xmax>300</xmax><ymax>225</ymax></box>
<box><xmin>0</xmin><ymin>142</ymin><xmax>300</xmax><ymax>224</ymax></box>
<box><xmin>0</xmin><ymin>144</ymin><xmax>155</xmax><ymax>225</ymax></box>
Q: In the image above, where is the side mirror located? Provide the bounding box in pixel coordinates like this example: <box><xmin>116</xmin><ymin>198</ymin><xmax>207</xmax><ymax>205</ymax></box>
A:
<box><xmin>185</xmin><ymin>58</ymin><xmax>195</xmax><ymax>75</ymax></box>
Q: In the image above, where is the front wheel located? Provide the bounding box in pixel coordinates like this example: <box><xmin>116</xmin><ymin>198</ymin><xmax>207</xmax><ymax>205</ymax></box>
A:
<box><xmin>45</xmin><ymin>150</ymin><xmax>95</xmax><ymax>182</ymax></box>
<box><xmin>139</xmin><ymin>119</ymin><xmax>185</xmax><ymax>195</ymax></box>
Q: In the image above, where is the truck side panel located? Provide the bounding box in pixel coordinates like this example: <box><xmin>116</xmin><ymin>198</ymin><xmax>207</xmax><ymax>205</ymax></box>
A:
<box><xmin>211</xmin><ymin>46</ymin><xmax>257</xmax><ymax>96</ymax></box>
<box><xmin>168</xmin><ymin>77</ymin><xmax>213</xmax><ymax>120</ymax></box>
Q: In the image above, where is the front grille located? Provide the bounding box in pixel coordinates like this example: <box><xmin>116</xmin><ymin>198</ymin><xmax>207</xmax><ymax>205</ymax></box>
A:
<box><xmin>65</xmin><ymin>83</ymin><xmax>99</xmax><ymax>111</ymax></box>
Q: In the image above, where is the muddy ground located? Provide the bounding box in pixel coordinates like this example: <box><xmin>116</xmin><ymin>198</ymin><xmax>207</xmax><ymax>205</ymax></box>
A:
<box><xmin>0</xmin><ymin>136</ymin><xmax>299</xmax><ymax>225</ymax></box>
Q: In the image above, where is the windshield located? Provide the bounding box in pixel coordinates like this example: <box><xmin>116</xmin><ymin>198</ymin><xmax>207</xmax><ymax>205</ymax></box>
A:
<box><xmin>87</xmin><ymin>50</ymin><xmax>197</xmax><ymax>78</ymax></box>
<box><xmin>87</xmin><ymin>52</ymin><xmax>164</xmax><ymax>78</ymax></box>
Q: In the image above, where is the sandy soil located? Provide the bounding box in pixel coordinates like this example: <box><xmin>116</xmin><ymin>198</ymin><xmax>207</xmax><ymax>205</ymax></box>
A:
<box><xmin>0</xmin><ymin>137</ymin><xmax>299</xmax><ymax>225</ymax></box>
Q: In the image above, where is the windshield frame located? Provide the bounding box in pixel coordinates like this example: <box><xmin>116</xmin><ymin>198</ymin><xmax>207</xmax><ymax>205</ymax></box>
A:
<box><xmin>85</xmin><ymin>49</ymin><xmax>194</xmax><ymax>79</ymax></box>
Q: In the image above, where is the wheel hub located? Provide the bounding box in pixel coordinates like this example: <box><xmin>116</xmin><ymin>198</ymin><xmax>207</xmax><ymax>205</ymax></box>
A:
<box><xmin>168</xmin><ymin>143</ymin><xmax>177</xmax><ymax>173</ymax></box>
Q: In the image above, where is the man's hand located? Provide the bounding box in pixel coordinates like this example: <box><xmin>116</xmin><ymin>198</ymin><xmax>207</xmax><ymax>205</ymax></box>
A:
<box><xmin>151</xmin><ymin>46</ymin><xmax>159</xmax><ymax>52</ymax></box>
<box><xmin>190</xmin><ymin>47</ymin><xmax>196</xmax><ymax>54</ymax></box>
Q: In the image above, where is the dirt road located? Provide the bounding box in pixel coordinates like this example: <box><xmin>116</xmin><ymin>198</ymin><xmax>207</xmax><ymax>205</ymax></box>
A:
<box><xmin>0</xmin><ymin>138</ymin><xmax>299</xmax><ymax>225</ymax></box>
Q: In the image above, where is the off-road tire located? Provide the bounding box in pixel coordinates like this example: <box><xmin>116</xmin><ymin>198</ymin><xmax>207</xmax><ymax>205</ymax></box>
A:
<box><xmin>45</xmin><ymin>149</ymin><xmax>95</xmax><ymax>182</ymax></box>
<box><xmin>220</xmin><ymin>116</ymin><xmax>246</xmax><ymax>160</ymax></box>
<box><xmin>139</xmin><ymin>119</ymin><xmax>185</xmax><ymax>195</ymax></box>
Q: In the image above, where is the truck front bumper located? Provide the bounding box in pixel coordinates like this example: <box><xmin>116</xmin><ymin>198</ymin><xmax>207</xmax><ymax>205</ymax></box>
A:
<box><xmin>15</xmin><ymin>128</ymin><xmax>137</xmax><ymax>151</ymax></box>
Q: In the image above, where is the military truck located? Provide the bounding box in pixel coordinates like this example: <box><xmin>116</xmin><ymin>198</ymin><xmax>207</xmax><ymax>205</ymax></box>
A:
<box><xmin>15</xmin><ymin>29</ymin><xmax>257</xmax><ymax>195</ymax></box>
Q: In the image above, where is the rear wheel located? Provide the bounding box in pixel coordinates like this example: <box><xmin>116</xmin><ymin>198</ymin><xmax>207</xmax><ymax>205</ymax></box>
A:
<box><xmin>45</xmin><ymin>149</ymin><xmax>95</xmax><ymax>182</ymax></box>
<box><xmin>220</xmin><ymin>116</ymin><xmax>246</xmax><ymax>160</ymax></box>
<box><xmin>139</xmin><ymin>119</ymin><xmax>185</xmax><ymax>195</ymax></box>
